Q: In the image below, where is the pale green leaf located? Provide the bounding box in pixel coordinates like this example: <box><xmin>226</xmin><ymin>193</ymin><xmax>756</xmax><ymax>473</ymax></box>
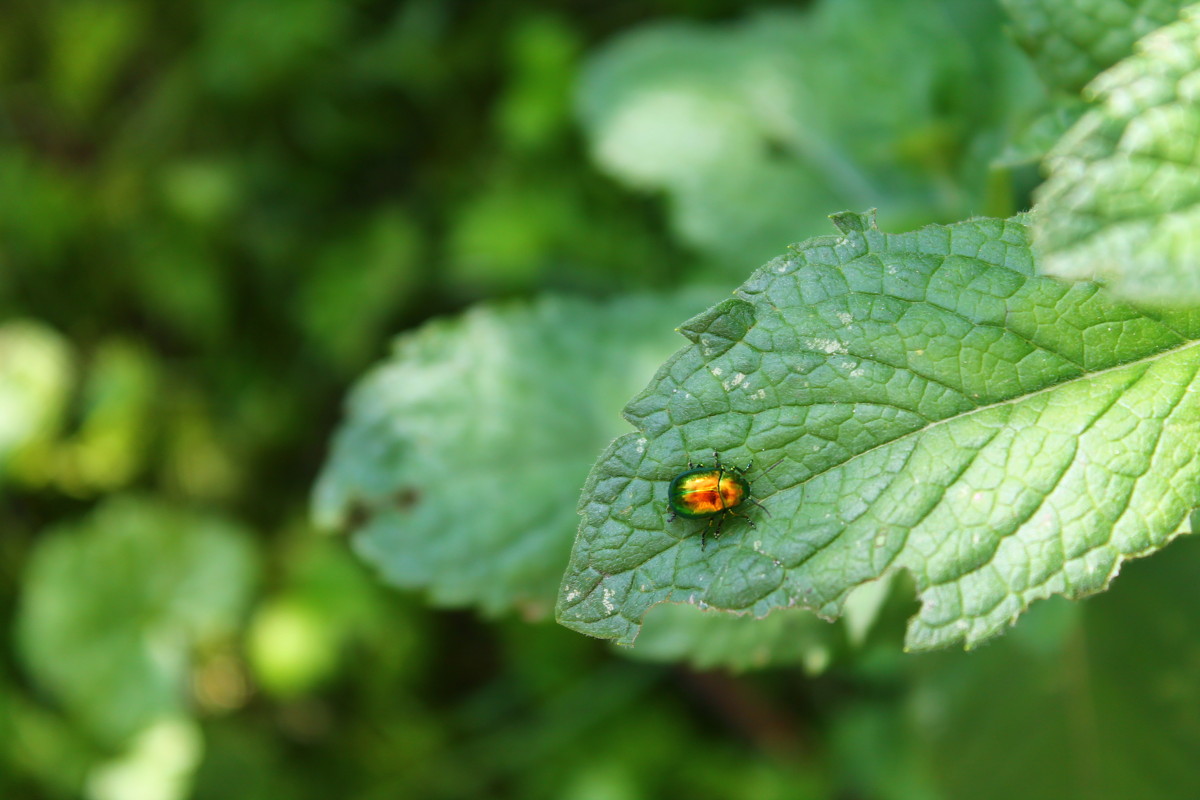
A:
<box><xmin>16</xmin><ymin>497</ymin><xmax>258</xmax><ymax>744</ymax></box>
<box><xmin>557</xmin><ymin>212</ymin><xmax>1200</xmax><ymax>651</ymax></box>
<box><xmin>579</xmin><ymin>0</ymin><xmax>1040</xmax><ymax>269</ymax></box>
<box><xmin>0</xmin><ymin>320</ymin><xmax>72</xmax><ymax>474</ymax></box>
<box><xmin>65</xmin><ymin>340</ymin><xmax>159</xmax><ymax>493</ymax></box>
<box><xmin>313</xmin><ymin>291</ymin><xmax>713</xmax><ymax>620</ymax></box>
<box><xmin>1034</xmin><ymin>6</ymin><xmax>1200</xmax><ymax>304</ymax></box>
<box><xmin>627</xmin><ymin>603</ymin><xmax>838</xmax><ymax>673</ymax></box>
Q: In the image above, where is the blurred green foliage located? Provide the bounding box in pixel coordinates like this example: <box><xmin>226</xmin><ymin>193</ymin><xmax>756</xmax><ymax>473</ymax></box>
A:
<box><xmin>577</xmin><ymin>0</ymin><xmax>1044</xmax><ymax>267</ymax></box>
<box><xmin>3</xmin><ymin>1</ymin><xmax>1200</xmax><ymax>799</ymax></box>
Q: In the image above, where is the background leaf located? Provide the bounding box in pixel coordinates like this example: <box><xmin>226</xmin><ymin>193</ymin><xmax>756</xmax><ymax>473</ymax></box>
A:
<box><xmin>909</xmin><ymin>533</ymin><xmax>1200</xmax><ymax>800</ymax></box>
<box><xmin>577</xmin><ymin>0</ymin><xmax>1041</xmax><ymax>270</ymax></box>
<box><xmin>558</xmin><ymin>212</ymin><xmax>1200</xmax><ymax>651</ymax></box>
<box><xmin>16</xmin><ymin>497</ymin><xmax>257</xmax><ymax>745</ymax></box>
<box><xmin>0</xmin><ymin>320</ymin><xmax>73</xmax><ymax>473</ymax></box>
<box><xmin>627</xmin><ymin>603</ymin><xmax>839</xmax><ymax>673</ymax></box>
<box><xmin>314</xmin><ymin>291</ymin><xmax>714</xmax><ymax>619</ymax></box>
<box><xmin>1034</xmin><ymin>5</ymin><xmax>1200</xmax><ymax>304</ymax></box>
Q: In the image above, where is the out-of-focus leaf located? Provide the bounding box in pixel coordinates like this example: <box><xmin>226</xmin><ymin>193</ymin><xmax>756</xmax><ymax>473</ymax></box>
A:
<box><xmin>994</xmin><ymin>100</ymin><xmax>1087</xmax><ymax>167</ymax></box>
<box><xmin>578</xmin><ymin>0</ymin><xmax>1041</xmax><ymax>268</ymax></box>
<box><xmin>0</xmin><ymin>151</ymin><xmax>86</xmax><ymax>265</ymax></box>
<box><xmin>0</xmin><ymin>320</ymin><xmax>73</xmax><ymax>476</ymax></box>
<box><xmin>16</xmin><ymin>497</ymin><xmax>258</xmax><ymax>745</ymax></box>
<box><xmin>558</xmin><ymin>212</ymin><xmax>1200</xmax><ymax>652</ymax></box>
<box><xmin>497</xmin><ymin>15</ymin><xmax>581</xmax><ymax>150</ymax></box>
<box><xmin>626</xmin><ymin>572</ymin><xmax>899</xmax><ymax>671</ymax></box>
<box><xmin>627</xmin><ymin>603</ymin><xmax>838</xmax><ymax>673</ymax></box>
<box><xmin>87</xmin><ymin>718</ymin><xmax>203</xmax><ymax>800</ymax></box>
<box><xmin>445</xmin><ymin>164</ymin><xmax>686</xmax><ymax>296</ymax></box>
<box><xmin>189</xmin><ymin>720</ymin><xmax>308</xmax><ymax>800</ymax></box>
<box><xmin>48</xmin><ymin>0</ymin><xmax>145</xmax><ymax>119</ymax></box>
<box><xmin>3</xmin><ymin>336</ymin><xmax>162</xmax><ymax>493</ymax></box>
<box><xmin>1000</xmin><ymin>0</ymin><xmax>1187</xmax><ymax>94</ymax></box>
<box><xmin>911</xmin><ymin>532</ymin><xmax>1200</xmax><ymax>800</ymax></box>
<box><xmin>61</xmin><ymin>340</ymin><xmax>159</xmax><ymax>495</ymax></box>
<box><xmin>160</xmin><ymin>390</ymin><xmax>240</xmax><ymax>501</ymax></box>
<box><xmin>248</xmin><ymin>599</ymin><xmax>339</xmax><ymax>698</ymax></box>
<box><xmin>1034</xmin><ymin>6</ymin><xmax>1200</xmax><ymax>304</ymax></box>
<box><xmin>447</xmin><ymin>177</ymin><xmax>570</xmax><ymax>292</ymax></box>
<box><xmin>248</xmin><ymin>534</ymin><xmax>397</xmax><ymax>698</ymax></box>
<box><xmin>298</xmin><ymin>207</ymin><xmax>422</xmax><ymax>369</ymax></box>
<box><xmin>0</xmin><ymin>676</ymin><xmax>101</xmax><ymax>797</ymax></box>
<box><xmin>197</xmin><ymin>0</ymin><xmax>347</xmax><ymax>98</ymax></box>
<box><xmin>127</xmin><ymin>234</ymin><xmax>228</xmax><ymax>345</ymax></box>
<box><xmin>314</xmin><ymin>290</ymin><xmax>714</xmax><ymax>619</ymax></box>
<box><xmin>828</xmin><ymin>699</ymin><xmax>939</xmax><ymax>800</ymax></box>
<box><xmin>160</xmin><ymin>160</ymin><xmax>240</xmax><ymax>229</ymax></box>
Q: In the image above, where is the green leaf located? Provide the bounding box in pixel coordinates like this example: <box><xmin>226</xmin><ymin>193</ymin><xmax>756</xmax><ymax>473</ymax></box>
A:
<box><xmin>557</xmin><ymin>212</ymin><xmax>1200</xmax><ymax>651</ymax></box>
<box><xmin>62</xmin><ymin>340</ymin><xmax>160</xmax><ymax>494</ymax></box>
<box><xmin>911</xmin><ymin>533</ymin><xmax>1200</xmax><ymax>800</ymax></box>
<box><xmin>1001</xmin><ymin>0</ymin><xmax>1187</xmax><ymax>94</ymax></box>
<box><xmin>297</xmin><ymin>206</ymin><xmax>422</xmax><ymax>369</ymax></box>
<box><xmin>1033</xmin><ymin>6</ymin><xmax>1200</xmax><ymax>304</ymax></box>
<box><xmin>16</xmin><ymin>497</ymin><xmax>258</xmax><ymax>744</ymax></box>
<box><xmin>994</xmin><ymin>99</ymin><xmax>1086</xmax><ymax>167</ymax></box>
<box><xmin>0</xmin><ymin>679</ymin><xmax>101</xmax><ymax>796</ymax></box>
<box><xmin>247</xmin><ymin>534</ymin><xmax>397</xmax><ymax>698</ymax></box>
<box><xmin>197</xmin><ymin>0</ymin><xmax>348</xmax><ymax>98</ymax></box>
<box><xmin>313</xmin><ymin>291</ymin><xmax>714</xmax><ymax>619</ymax></box>
<box><xmin>578</xmin><ymin>0</ymin><xmax>1040</xmax><ymax>269</ymax></box>
<box><xmin>0</xmin><ymin>320</ymin><xmax>73</xmax><ymax>476</ymax></box>
<box><xmin>626</xmin><ymin>575</ymin><xmax>897</xmax><ymax>671</ymax></box>
<box><xmin>48</xmin><ymin>0</ymin><xmax>146</xmax><ymax>119</ymax></box>
<box><xmin>87</xmin><ymin>718</ymin><xmax>204</xmax><ymax>800</ymax></box>
<box><xmin>626</xmin><ymin>603</ymin><xmax>838</xmax><ymax>673</ymax></box>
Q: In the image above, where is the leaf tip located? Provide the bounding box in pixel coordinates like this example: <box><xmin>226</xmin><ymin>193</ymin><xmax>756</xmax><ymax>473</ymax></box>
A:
<box><xmin>829</xmin><ymin>209</ymin><xmax>877</xmax><ymax>236</ymax></box>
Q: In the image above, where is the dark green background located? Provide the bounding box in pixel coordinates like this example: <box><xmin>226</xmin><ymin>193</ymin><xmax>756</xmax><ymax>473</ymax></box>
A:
<box><xmin>3</xmin><ymin>1</ymin><xmax>1198</xmax><ymax>798</ymax></box>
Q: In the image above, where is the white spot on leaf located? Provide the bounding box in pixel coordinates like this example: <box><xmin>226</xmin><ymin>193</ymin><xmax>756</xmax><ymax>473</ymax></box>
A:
<box><xmin>805</xmin><ymin>337</ymin><xmax>848</xmax><ymax>355</ymax></box>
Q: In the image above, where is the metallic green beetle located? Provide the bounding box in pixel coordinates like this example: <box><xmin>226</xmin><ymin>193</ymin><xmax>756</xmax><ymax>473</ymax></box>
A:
<box><xmin>667</xmin><ymin>452</ymin><xmax>781</xmax><ymax>549</ymax></box>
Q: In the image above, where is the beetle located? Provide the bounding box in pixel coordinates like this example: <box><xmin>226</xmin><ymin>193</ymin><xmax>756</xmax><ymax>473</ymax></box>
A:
<box><xmin>666</xmin><ymin>452</ymin><xmax>783</xmax><ymax>549</ymax></box>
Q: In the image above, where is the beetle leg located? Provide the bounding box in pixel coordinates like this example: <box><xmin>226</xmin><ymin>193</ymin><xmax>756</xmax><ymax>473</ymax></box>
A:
<box><xmin>729</xmin><ymin>508</ymin><xmax>755</xmax><ymax>529</ymax></box>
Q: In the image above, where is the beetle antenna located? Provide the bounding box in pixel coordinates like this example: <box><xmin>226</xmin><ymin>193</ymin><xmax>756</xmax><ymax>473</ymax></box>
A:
<box><xmin>750</xmin><ymin>498</ymin><xmax>772</xmax><ymax>516</ymax></box>
<box><xmin>757</xmin><ymin>455</ymin><xmax>787</xmax><ymax>476</ymax></box>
